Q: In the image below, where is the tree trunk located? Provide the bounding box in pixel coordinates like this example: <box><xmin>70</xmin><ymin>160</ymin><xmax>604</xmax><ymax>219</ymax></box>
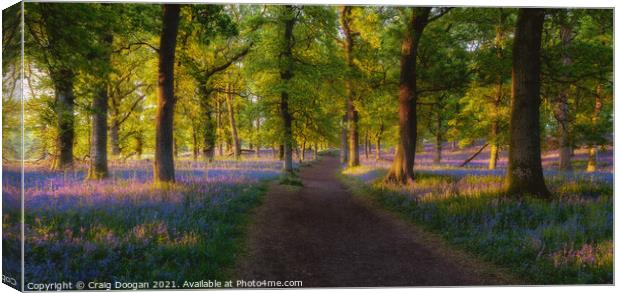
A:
<box><xmin>87</xmin><ymin>30</ymin><xmax>112</xmax><ymax>179</ymax></box>
<box><xmin>586</xmin><ymin>85</ymin><xmax>603</xmax><ymax>172</ymax></box>
<box><xmin>135</xmin><ymin>132</ymin><xmax>143</xmax><ymax>160</ymax></box>
<box><xmin>51</xmin><ymin>69</ymin><xmax>75</xmax><ymax>170</ymax></box>
<box><xmin>555</xmin><ymin>19</ymin><xmax>573</xmax><ymax>171</ymax></box>
<box><xmin>364</xmin><ymin>130</ymin><xmax>370</xmax><ymax>160</ymax></box>
<box><xmin>279</xmin><ymin>6</ymin><xmax>295</xmax><ymax>173</ymax></box>
<box><xmin>489</xmin><ymin>15</ymin><xmax>505</xmax><ymax>170</ymax></box>
<box><xmin>433</xmin><ymin>112</ymin><xmax>442</xmax><ymax>164</ymax></box>
<box><xmin>255</xmin><ymin>118</ymin><xmax>261</xmax><ymax>158</ymax></box>
<box><xmin>216</xmin><ymin>97</ymin><xmax>223</xmax><ymax>157</ymax></box>
<box><xmin>340</xmin><ymin>115</ymin><xmax>348</xmax><ymax>164</ymax></box>
<box><xmin>375</xmin><ymin>123</ymin><xmax>383</xmax><ymax>161</ymax></box>
<box><xmin>342</xmin><ymin>6</ymin><xmax>360</xmax><ymax>168</ymax></box>
<box><xmin>313</xmin><ymin>143</ymin><xmax>318</xmax><ymax>160</ymax></box>
<box><xmin>225</xmin><ymin>83</ymin><xmax>241</xmax><ymax>160</ymax></box>
<box><xmin>192</xmin><ymin>126</ymin><xmax>198</xmax><ymax>161</ymax></box>
<box><xmin>385</xmin><ymin>8</ymin><xmax>431</xmax><ymax>184</ymax></box>
<box><xmin>109</xmin><ymin>113</ymin><xmax>121</xmax><ymax>157</ymax></box>
<box><xmin>154</xmin><ymin>4</ymin><xmax>180</xmax><ymax>184</ymax></box>
<box><xmin>488</xmin><ymin>120</ymin><xmax>499</xmax><ymax>170</ymax></box>
<box><xmin>200</xmin><ymin>87</ymin><xmax>216</xmax><ymax>162</ymax></box>
<box><xmin>506</xmin><ymin>8</ymin><xmax>550</xmax><ymax>198</ymax></box>
<box><xmin>87</xmin><ymin>79</ymin><xmax>110</xmax><ymax>179</ymax></box>
<box><xmin>278</xmin><ymin>144</ymin><xmax>284</xmax><ymax>161</ymax></box>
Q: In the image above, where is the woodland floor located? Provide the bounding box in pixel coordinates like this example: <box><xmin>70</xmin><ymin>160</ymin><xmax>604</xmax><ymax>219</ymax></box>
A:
<box><xmin>235</xmin><ymin>155</ymin><xmax>520</xmax><ymax>287</ymax></box>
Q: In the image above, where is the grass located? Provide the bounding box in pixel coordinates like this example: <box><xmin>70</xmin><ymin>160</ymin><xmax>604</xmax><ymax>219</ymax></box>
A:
<box><xmin>340</xmin><ymin>168</ymin><xmax>613</xmax><ymax>284</ymax></box>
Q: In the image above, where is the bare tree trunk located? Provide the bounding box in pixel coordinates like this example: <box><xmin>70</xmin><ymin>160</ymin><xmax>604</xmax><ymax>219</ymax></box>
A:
<box><xmin>225</xmin><ymin>83</ymin><xmax>241</xmax><ymax>160</ymax></box>
<box><xmin>506</xmin><ymin>8</ymin><xmax>550</xmax><ymax>198</ymax></box>
<box><xmin>255</xmin><ymin>118</ymin><xmax>261</xmax><ymax>158</ymax></box>
<box><xmin>154</xmin><ymin>4</ymin><xmax>180</xmax><ymax>184</ymax></box>
<box><xmin>586</xmin><ymin>85</ymin><xmax>603</xmax><ymax>172</ymax></box>
<box><xmin>87</xmin><ymin>79</ymin><xmax>110</xmax><ymax>179</ymax></box>
<box><xmin>192</xmin><ymin>126</ymin><xmax>198</xmax><ymax>161</ymax></box>
<box><xmin>488</xmin><ymin>120</ymin><xmax>499</xmax><ymax>170</ymax></box>
<box><xmin>340</xmin><ymin>115</ymin><xmax>348</xmax><ymax>164</ymax></box>
<box><xmin>278</xmin><ymin>144</ymin><xmax>284</xmax><ymax>161</ymax></box>
<box><xmin>87</xmin><ymin>30</ymin><xmax>112</xmax><ymax>179</ymax></box>
<box><xmin>109</xmin><ymin>117</ymin><xmax>121</xmax><ymax>157</ymax></box>
<box><xmin>375</xmin><ymin>123</ymin><xmax>383</xmax><ymax>161</ymax></box>
<box><xmin>301</xmin><ymin>139</ymin><xmax>306</xmax><ymax>162</ymax></box>
<box><xmin>313</xmin><ymin>142</ymin><xmax>318</xmax><ymax>160</ymax></box>
<box><xmin>385</xmin><ymin>8</ymin><xmax>431</xmax><ymax>184</ymax></box>
<box><xmin>364</xmin><ymin>130</ymin><xmax>370</xmax><ymax>160</ymax></box>
<box><xmin>135</xmin><ymin>131</ymin><xmax>143</xmax><ymax>160</ymax></box>
<box><xmin>555</xmin><ymin>18</ymin><xmax>573</xmax><ymax>171</ymax></box>
<box><xmin>199</xmin><ymin>87</ymin><xmax>216</xmax><ymax>163</ymax></box>
<box><xmin>51</xmin><ymin>69</ymin><xmax>75</xmax><ymax>170</ymax></box>
<box><xmin>216</xmin><ymin>97</ymin><xmax>223</xmax><ymax>157</ymax></box>
<box><xmin>489</xmin><ymin>15</ymin><xmax>505</xmax><ymax>170</ymax></box>
<box><xmin>433</xmin><ymin>112</ymin><xmax>442</xmax><ymax>164</ymax></box>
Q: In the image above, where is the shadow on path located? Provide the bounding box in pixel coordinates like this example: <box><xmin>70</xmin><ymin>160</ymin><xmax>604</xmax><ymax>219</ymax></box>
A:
<box><xmin>235</xmin><ymin>156</ymin><xmax>518</xmax><ymax>287</ymax></box>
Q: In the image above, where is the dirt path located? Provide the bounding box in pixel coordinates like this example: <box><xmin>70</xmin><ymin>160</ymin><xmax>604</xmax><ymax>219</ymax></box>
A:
<box><xmin>235</xmin><ymin>156</ymin><xmax>518</xmax><ymax>287</ymax></box>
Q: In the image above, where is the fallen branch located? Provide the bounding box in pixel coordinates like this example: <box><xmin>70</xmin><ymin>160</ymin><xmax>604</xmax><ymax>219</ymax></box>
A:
<box><xmin>459</xmin><ymin>143</ymin><xmax>489</xmax><ymax>167</ymax></box>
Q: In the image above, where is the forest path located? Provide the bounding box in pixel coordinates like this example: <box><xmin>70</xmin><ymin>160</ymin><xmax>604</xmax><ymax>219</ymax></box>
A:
<box><xmin>235</xmin><ymin>156</ymin><xmax>518</xmax><ymax>287</ymax></box>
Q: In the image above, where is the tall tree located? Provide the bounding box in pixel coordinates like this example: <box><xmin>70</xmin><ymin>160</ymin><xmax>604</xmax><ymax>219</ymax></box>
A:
<box><xmin>225</xmin><ymin>81</ymin><xmax>241</xmax><ymax>159</ymax></box>
<box><xmin>341</xmin><ymin>6</ymin><xmax>360</xmax><ymax>167</ymax></box>
<box><xmin>153</xmin><ymin>4</ymin><xmax>180</xmax><ymax>184</ymax></box>
<box><xmin>87</xmin><ymin>5</ymin><xmax>117</xmax><ymax>179</ymax></box>
<box><xmin>25</xmin><ymin>4</ymin><xmax>97</xmax><ymax>170</ymax></box>
<box><xmin>279</xmin><ymin>5</ymin><xmax>296</xmax><ymax>173</ymax></box>
<box><xmin>385</xmin><ymin>7</ymin><xmax>447</xmax><ymax>184</ymax></box>
<box><xmin>86</xmin><ymin>34</ymin><xmax>112</xmax><ymax>179</ymax></box>
<box><xmin>554</xmin><ymin>12</ymin><xmax>574</xmax><ymax>171</ymax></box>
<box><xmin>505</xmin><ymin>8</ymin><xmax>550</xmax><ymax>198</ymax></box>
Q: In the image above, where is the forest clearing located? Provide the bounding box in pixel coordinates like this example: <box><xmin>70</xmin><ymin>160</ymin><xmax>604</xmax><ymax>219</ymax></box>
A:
<box><xmin>1</xmin><ymin>2</ymin><xmax>613</xmax><ymax>289</ymax></box>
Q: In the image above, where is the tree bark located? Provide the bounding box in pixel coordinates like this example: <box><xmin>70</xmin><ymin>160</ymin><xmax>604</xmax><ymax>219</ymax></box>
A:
<box><xmin>488</xmin><ymin>120</ymin><xmax>499</xmax><ymax>170</ymax></box>
<box><xmin>364</xmin><ymin>130</ymin><xmax>370</xmax><ymax>160</ymax></box>
<box><xmin>87</xmin><ymin>30</ymin><xmax>112</xmax><ymax>179</ymax></box>
<box><xmin>555</xmin><ymin>19</ymin><xmax>573</xmax><ymax>171</ymax></box>
<box><xmin>586</xmin><ymin>85</ymin><xmax>603</xmax><ymax>172</ymax></box>
<box><xmin>51</xmin><ymin>69</ymin><xmax>75</xmax><ymax>170</ymax></box>
<box><xmin>375</xmin><ymin>122</ymin><xmax>383</xmax><ymax>161</ymax></box>
<box><xmin>200</xmin><ymin>86</ymin><xmax>216</xmax><ymax>162</ymax></box>
<box><xmin>87</xmin><ymin>68</ymin><xmax>110</xmax><ymax>179</ymax></box>
<box><xmin>279</xmin><ymin>5</ymin><xmax>295</xmax><ymax>173</ymax></box>
<box><xmin>255</xmin><ymin>118</ymin><xmax>261</xmax><ymax>158</ymax></box>
<box><xmin>278</xmin><ymin>144</ymin><xmax>284</xmax><ymax>160</ymax></box>
<box><xmin>433</xmin><ymin>111</ymin><xmax>442</xmax><ymax>164</ymax></box>
<box><xmin>506</xmin><ymin>8</ymin><xmax>550</xmax><ymax>198</ymax></box>
<box><xmin>313</xmin><ymin>142</ymin><xmax>318</xmax><ymax>160</ymax></box>
<box><xmin>192</xmin><ymin>126</ymin><xmax>198</xmax><ymax>161</ymax></box>
<box><xmin>109</xmin><ymin>118</ymin><xmax>121</xmax><ymax>156</ymax></box>
<box><xmin>135</xmin><ymin>131</ymin><xmax>143</xmax><ymax>159</ymax></box>
<box><xmin>225</xmin><ymin>82</ymin><xmax>241</xmax><ymax>160</ymax></box>
<box><xmin>385</xmin><ymin>7</ymin><xmax>431</xmax><ymax>184</ymax></box>
<box><xmin>342</xmin><ymin>6</ymin><xmax>360</xmax><ymax>167</ymax></box>
<box><xmin>340</xmin><ymin>115</ymin><xmax>348</xmax><ymax>164</ymax></box>
<box><xmin>154</xmin><ymin>4</ymin><xmax>180</xmax><ymax>184</ymax></box>
<box><xmin>489</xmin><ymin>14</ymin><xmax>505</xmax><ymax>170</ymax></box>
